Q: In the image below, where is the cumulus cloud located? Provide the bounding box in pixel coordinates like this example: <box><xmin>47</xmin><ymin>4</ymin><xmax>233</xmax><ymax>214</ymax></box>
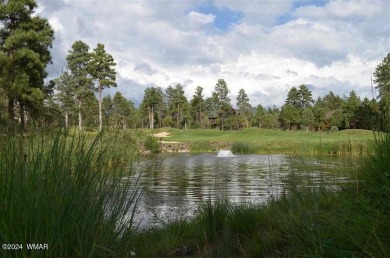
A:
<box><xmin>36</xmin><ymin>0</ymin><xmax>389</xmax><ymax>107</ymax></box>
<box><xmin>188</xmin><ymin>11</ymin><xmax>215</xmax><ymax>24</ymax></box>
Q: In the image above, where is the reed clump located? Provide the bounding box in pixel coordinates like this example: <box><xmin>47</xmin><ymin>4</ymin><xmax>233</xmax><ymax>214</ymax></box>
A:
<box><xmin>231</xmin><ymin>141</ymin><xmax>254</xmax><ymax>154</ymax></box>
<box><xmin>189</xmin><ymin>141</ymin><xmax>214</xmax><ymax>152</ymax></box>
<box><xmin>0</xmin><ymin>131</ymin><xmax>139</xmax><ymax>258</ymax></box>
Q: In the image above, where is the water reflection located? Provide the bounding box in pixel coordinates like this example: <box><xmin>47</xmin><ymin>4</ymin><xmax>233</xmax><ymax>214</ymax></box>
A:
<box><xmin>128</xmin><ymin>153</ymin><xmax>355</xmax><ymax>228</ymax></box>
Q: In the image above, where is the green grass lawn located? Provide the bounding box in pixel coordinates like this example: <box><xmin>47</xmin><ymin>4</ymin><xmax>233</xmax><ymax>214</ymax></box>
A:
<box><xmin>158</xmin><ymin>127</ymin><xmax>374</xmax><ymax>155</ymax></box>
<box><xmin>168</xmin><ymin>127</ymin><xmax>372</xmax><ymax>141</ymax></box>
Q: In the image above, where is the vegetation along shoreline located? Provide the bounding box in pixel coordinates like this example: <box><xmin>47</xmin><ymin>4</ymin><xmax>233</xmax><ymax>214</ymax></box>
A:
<box><xmin>0</xmin><ymin>0</ymin><xmax>389</xmax><ymax>257</ymax></box>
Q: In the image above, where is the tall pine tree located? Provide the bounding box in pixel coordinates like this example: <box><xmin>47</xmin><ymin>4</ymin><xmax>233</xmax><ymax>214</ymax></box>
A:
<box><xmin>0</xmin><ymin>0</ymin><xmax>54</xmax><ymax>131</ymax></box>
<box><xmin>66</xmin><ymin>40</ymin><xmax>92</xmax><ymax>131</ymax></box>
<box><xmin>88</xmin><ymin>43</ymin><xmax>117</xmax><ymax>132</ymax></box>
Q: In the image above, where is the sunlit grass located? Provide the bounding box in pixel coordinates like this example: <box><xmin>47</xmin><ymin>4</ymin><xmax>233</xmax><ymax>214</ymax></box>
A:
<box><xmin>161</xmin><ymin>128</ymin><xmax>373</xmax><ymax>155</ymax></box>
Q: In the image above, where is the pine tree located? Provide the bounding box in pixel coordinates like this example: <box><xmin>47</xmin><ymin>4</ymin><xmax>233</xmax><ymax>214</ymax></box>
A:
<box><xmin>166</xmin><ymin>84</ymin><xmax>188</xmax><ymax>128</ymax></box>
<box><xmin>66</xmin><ymin>40</ymin><xmax>92</xmax><ymax>131</ymax></box>
<box><xmin>88</xmin><ymin>43</ymin><xmax>117</xmax><ymax>132</ymax></box>
<box><xmin>236</xmin><ymin>88</ymin><xmax>252</xmax><ymax>128</ymax></box>
<box><xmin>54</xmin><ymin>70</ymin><xmax>74</xmax><ymax>128</ymax></box>
<box><xmin>190</xmin><ymin>86</ymin><xmax>205</xmax><ymax>128</ymax></box>
<box><xmin>0</xmin><ymin>0</ymin><xmax>54</xmax><ymax>131</ymax></box>
<box><xmin>212</xmin><ymin>79</ymin><xmax>232</xmax><ymax>130</ymax></box>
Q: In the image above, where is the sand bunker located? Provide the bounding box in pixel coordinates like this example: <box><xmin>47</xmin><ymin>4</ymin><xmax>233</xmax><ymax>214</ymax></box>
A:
<box><xmin>152</xmin><ymin>132</ymin><xmax>171</xmax><ymax>138</ymax></box>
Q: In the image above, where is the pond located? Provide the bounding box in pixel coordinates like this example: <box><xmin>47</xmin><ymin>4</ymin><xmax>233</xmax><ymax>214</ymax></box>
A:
<box><xmin>128</xmin><ymin>153</ymin><xmax>357</xmax><ymax>228</ymax></box>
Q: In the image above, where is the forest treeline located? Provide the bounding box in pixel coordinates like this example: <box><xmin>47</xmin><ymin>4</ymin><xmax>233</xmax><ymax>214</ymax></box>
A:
<box><xmin>0</xmin><ymin>1</ymin><xmax>389</xmax><ymax>133</ymax></box>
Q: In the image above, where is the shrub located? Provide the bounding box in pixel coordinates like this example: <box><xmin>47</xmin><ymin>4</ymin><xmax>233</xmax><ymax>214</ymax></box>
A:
<box><xmin>329</xmin><ymin>126</ymin><xmax>339</xmax><ymax>133</ymax></box>
<box><xmin>144</xmin><ymin>135</ymin><xmax>160</xmax><ymax>153</ymax></box>
<box><xmin>232</xmin><ymin>141</ymin><xmax>253</xmax><ymax>154</ymax></box>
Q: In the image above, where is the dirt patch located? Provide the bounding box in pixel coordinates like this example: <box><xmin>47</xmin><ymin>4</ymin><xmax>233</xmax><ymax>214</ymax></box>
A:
<box><xmin>152</xmin><ymin>132</ymin><xmax>170</xmax><ymax>138</ymax></box>
<box><xmin>161</xmin><ymin>140</ymin><xmax>180</xmax><ymax>144</ymax></box>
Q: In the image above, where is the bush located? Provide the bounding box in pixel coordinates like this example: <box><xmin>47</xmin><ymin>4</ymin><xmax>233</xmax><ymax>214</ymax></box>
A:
<box><xmin>329</xmin><ymin>126</ymin><xmax>339</xmax><ymax>133</ymax></box>
<box><xmin>144</xmin><ymin>135</ymin><xmax>160</xmax><ymax>153</ymax></box>
<box><xmin>232</xmin><ymin>141</ymin><xmax>253</xmax><ymax>154</ymax></box>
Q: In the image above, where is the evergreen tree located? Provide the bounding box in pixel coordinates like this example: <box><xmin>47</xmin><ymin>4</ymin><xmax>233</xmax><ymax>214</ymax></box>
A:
<box><xmin>66</xmin><ymin>40</ymin><xmax>92</xmax><ymax>131</ymax></box>
<box><xmin>374</xmin><ymin>53</ymin><xmax>390</xmax><ymax>128</ymax></box>
<box><xmin>255</xmin><ymin>104</ymin><xmax>266</xmax><ymax>128</ymax></box>
<box><xmin>343</xmin><ymin>90</ymin><xmax>361</xmax><ymax>129</ymax></box>
<box><xmin>140</xmin><ymin>87</ymin><xmax>164</xmax><ymax>129</ymax></box>
<box><xmin>322</xmin><ymin>91</ymin><xmax>344</xmax><ymax>111</ymax></box>
<box><xmin>313</xmin><ymin>98</ymin><xmax>326</xmax><ymax>131</ymax></box>
<box><xmin>88</xmin><ymin>43</ymin><xmax>117</xmax><ymax>132</ymax></box>
<box><xmin>279</xmin><ymin>104</ymin><xmax>300</xmax><ymax>130</ymax></box>
<box><xmin>190</xmin><ymin>86</ymin><xmax>205</xmax><ymax>128</ymax></box>
<box><xmin>300</xmin><ymin>107</ymin><xmax>315</xmax><ymax>131</ymax></box>
<box><xmin>54</xmin><ymin>70</ymin><xmax>75</xmax><ymax>128</ymax></box>
<box><xmin>166</xmin><ymin>84</ymin><xmax>188</xmax><ymax>128</ymax></box>
<box><xmin>102</xmin><ymin>95</ymin><xmax>113</xmax><ymax>127</ymax></box>
<box><xmin>212</xmin><ymin>79</ymin><xmax>232</xmax><ymax>130</ymax></box>
<box><xmin>236</xmin><ymin>88</ymin><xmax>252</xmax><ymax>128</ymax></box>
<box><xmin>112</xmin><ymin>92</ymin><xmax>131</xmax><ymax>129</ymax></box>
<box><xmin>0</xmin><ymin>0</ymin><xmax>54</xmax><ymax>131</ymax></box>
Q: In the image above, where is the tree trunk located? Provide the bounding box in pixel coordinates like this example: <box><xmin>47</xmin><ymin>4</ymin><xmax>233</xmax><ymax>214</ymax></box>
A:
<box><xmin>65</xmin><ymin>111</ymin><xmax>69</xmax><ymax>128</ymax></box>
<box><xmin>7</xmin><ymin>96</ymin><xmax>15</xmax><ymax>131</ymax></box>
<box><xmin>20</xmin><ymin>103</ymin><xmax>25</xmax><ymax>132</ymax></box>
<box><xmin>177</xmin><ymin>105</ymin><xmax>180</xmax><ymax>128</ymax></box>
<box><xmin>152</xmin><ymin>106</ymin><xmax>154</xmax><ymax>129</ymax></box>
<box><xmin>199</xmin><ymin>104</ymin><xmax>202</xmax><ymax>128</ymax></box>
<box><xmin>98</xmin><ymin>84</ymin><xmax>102</xmax><ymax>132</ymax></box>
<box><xmin>78</xmin><ymin>101</ymin><xmax>82</xmax><ymax>131</ymax></box>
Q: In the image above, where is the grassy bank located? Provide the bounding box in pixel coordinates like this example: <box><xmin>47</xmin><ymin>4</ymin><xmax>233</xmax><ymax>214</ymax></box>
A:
<box><xmin>1</xmin><ymin>128</ymin><xmax>387</xmax><ymax>257</ymax></box>
<box><xmin>0</xmin><ymin>131</ymin><xmax>140</xmax><ymax>258</ymax></box>
<box><xmin>162</xmin><ymin>127</ymin><xmax>373</xmax><ymax>155</ymax></box>
<box><xmin>126</xmin><ymin>131</ymin><xmax>389</xmax><ymax>257</ymax></box>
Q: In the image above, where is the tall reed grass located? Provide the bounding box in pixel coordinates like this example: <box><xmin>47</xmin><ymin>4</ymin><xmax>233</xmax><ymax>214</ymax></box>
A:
<box><xmin>0</xmin><ymin>131</ymin><xmax>139</xmax><ymax>258</ymax></box>
<box><xmin>189</xmin><ymin>141</ymin><xmax>213</xmax><ymax>152</ymax></box>
<box><xmin>229</xmin><ymin>141</ymin><xmax>368</xmax><ymax>155</ymax></box>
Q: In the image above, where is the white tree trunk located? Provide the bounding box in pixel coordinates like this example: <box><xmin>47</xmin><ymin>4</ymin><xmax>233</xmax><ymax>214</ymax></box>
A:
<box><xmin>99</xmin><ymin>84</ymin><xmax>102</xmax><ymax>132</ymax></box>
<box><xmin>65</xmin><ymin>111</ymin><xmax>69</xmax><ymax>128</ymax></box>
<box><xmin>78</xmin><ymin>102</ymin><xmax>82</xmax><ymax>131</ymax></box>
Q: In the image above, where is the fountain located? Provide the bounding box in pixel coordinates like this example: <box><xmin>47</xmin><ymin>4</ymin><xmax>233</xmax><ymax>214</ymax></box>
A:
<box><xmin>217</xmin><ymin>150</ymin><xmax>236</xmax><ymax>157</ymax></box>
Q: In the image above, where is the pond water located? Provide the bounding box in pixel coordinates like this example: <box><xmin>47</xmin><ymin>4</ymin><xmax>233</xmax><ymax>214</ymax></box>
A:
<box><xmin>127</xmin><ymin>153</ymin><xmax>357</xmax><ymax>228</ymax></box>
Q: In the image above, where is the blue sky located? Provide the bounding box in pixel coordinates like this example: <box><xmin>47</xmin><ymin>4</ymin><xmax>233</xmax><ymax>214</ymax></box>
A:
<box><xmin>196</xmin><ymin>4</ymin><xmax>243</xmax><ymax>31</ymax></box>
<box><xmin>37</xmin><ymin>0</ymin><xmax>389</xmax><ymax>107</ymax></box>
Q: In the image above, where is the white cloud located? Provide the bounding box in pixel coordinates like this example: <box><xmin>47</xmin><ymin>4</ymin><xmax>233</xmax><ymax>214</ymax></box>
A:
<box><xmin>36</xmin><ymin>0</ymin><xmax>389</xmax><ymax>108</ymax></box>
<box><xmin>188</xmin><ymin>11</ymin><xmax>215</xmax><ymax>24</ymax></box>
<box><xmin>48</xmin><ymin>17</ymin><xmax>64</xmax><ymax>33</ymax></box>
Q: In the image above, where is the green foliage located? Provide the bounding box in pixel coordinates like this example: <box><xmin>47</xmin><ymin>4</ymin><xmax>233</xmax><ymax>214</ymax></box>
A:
<box><xmin>280</xmin><ymin>104</ymin><xmax>300</xmax><ymax>130</ymax></box>
<box><xmin>190</xmin><ymin>86</ymin><xmax>206</xmax><ymax>128</ymax></box>
<box><xmin>0</xmin><ymin>132</ymin><xmax>139</xmax><ymax>257</ymax></box>
<box><xmin>286</xmin><ymin>84</ymin><xmax>313</xmax><ymax>109</ymax></box>
<box><xmin>212</xmin><ymin>79</ymin><xmax>233</xmax><ymax>130</ymax></box>
<box><xmin>359</xmin><ymin>132</ymin><xmax>390</xmax><ymax>206</ymax></box>
<box><xmin>189</xmin><ymin>141</ymin><xmax>213</xmax><ymax>152</ymax></box>
<box><xmin>231</xmin><ymin>141</ymin><xmax>253</xmax><ymax>154</ymax></box>
<box><xmin>0</xmin><ymin>0</ymin><xmax>54</xmax><ymax>130</ymax></box>
<box><xmin>88</xmin><ymin>43</ymin><xmax>117</xmax><ymax>131</ymax></box>
<box><xmin>329</xmin><ymin>125</ymin><xmax>339</xmax><ymax>133</ymax></box>
<box><xmin>329</xmin><ymin>109</ymin><xmax>344</xmax><ymax>128</ymax></box>
<box><xmin>236</xmin><ymin>88</ymin><xmax>252</xmax><ymax>128</ymax></box>
<box><xmin>166</xmin><ymin>84</ymin><xmax>190</xmax><ymax>128</ymax></box>
<box><xmin>144</xmin><ymin>135</ymin><xmax>160</xmax><ymax>153</ymax></box>
<box><xmin>140</xmin><ymin>87</ymin><xmax>164</xmax><ymax>129</ymax></box>
<box><xmin>66</xmin><ymin>40</ymin><xmax>92</xmax><ymax>131</ymax></box>
<box><xmin>374</xmin><ymin>53</ymin><xmax>390</xmax><ymax>130</ymax></box>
